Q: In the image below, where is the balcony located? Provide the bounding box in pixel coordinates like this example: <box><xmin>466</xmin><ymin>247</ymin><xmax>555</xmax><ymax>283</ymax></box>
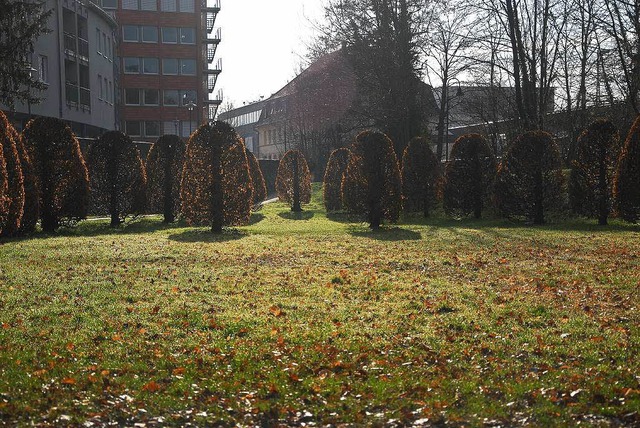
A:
<box><xmin>206</xmin><ymin>44</ymin><xmax>218</xmax><ymax>63</ymax></box>
<box><xmin>202</xmin><ymin>0</ymin><xmax>220</xmax><ymax>12</ymax></box>
<box><xmin>204</xmin><ymin>27</ymin><xmax>221</xmax><ymax>44</ymax></box>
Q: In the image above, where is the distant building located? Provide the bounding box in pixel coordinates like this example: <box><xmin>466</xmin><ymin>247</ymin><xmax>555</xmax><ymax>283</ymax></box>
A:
<box><xmin>112</xmin><ymin>0</ymin><xmax>222</xmax><ymax>141</ymax></box>
<box><xmin>2</xmin><ymin>0</ymin><xmax>118</xmax><ymax>137</ymax></box>
<box><xmin>218</xmin><ymin>99</ymin><xmax>268</xmax><ymax>153</ymax></box>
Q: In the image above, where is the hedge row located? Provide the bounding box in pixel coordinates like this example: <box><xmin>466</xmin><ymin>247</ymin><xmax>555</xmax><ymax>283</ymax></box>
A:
<box><xmin>322</xmin><ymin>117</ymin><xmax>640</xmax><ymax>227</ymax></box>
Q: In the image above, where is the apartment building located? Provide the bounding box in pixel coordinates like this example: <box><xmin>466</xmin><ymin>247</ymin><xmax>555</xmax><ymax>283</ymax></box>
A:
<box><xmin>111</xmin><ymin>0</ymin><xmax>221</xmax><ymax>141</ymax></box>
<box><xmin>2</xmin><ymin>0</ymin><xmax>118</xmax><ymax>137</ymax></box>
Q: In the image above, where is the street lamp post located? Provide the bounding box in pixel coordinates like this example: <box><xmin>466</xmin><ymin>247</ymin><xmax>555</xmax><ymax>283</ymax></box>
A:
<box><xmin>185</xmin><ymin>101</ymin><xmax>196</xmax><ymax>136</ymax></box>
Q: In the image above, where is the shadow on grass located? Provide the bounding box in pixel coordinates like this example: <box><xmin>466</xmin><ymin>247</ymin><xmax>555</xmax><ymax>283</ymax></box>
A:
<box><xmin>278</xmin><ymin>211</ymin><xmax>315</xmax><ymax>221</ymax></box>
<box><xmin>326</xmin><ymin>211</ymin><xmax>362</xmax><ymax>224</ymax></box>
<box><xmin>349</xmin><ymin>226</ymin><xmax>422</xmax><ymax>241</ymax></box>
<box><xmin>168</xmin><ymin>228</ymin><xmax>247</xmax><ymax>243</ymax></box>
<box><xmin>249</xmin><ymin>213</ymin><xmax>265</xmax><ymax>225</ymax></box>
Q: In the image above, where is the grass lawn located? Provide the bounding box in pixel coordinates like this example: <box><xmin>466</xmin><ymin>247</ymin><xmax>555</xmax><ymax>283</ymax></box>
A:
<box><xmin>1</xmin><ymin>185</ymin><xmax>639</xmax><ymax>426</ymax></box>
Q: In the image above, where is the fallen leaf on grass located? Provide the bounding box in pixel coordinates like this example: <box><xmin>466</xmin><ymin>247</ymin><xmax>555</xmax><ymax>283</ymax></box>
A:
<box><xmin>142</xmin><ymin>380</ymin><xmax>162</xmax><ymax>392</ymax></box>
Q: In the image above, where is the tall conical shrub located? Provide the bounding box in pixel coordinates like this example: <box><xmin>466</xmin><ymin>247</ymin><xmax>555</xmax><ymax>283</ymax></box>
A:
<box><xmin>494</xmin><ymin>131</ymin><xmax>564</xmax><ymax>225</ymax></box>
<box><xmin>443</xmin><ymin>134</ymin><xmax>496</xmax><ymax>219</ymax></box>
<box><xmin>87</xmin><ymin>131</ymin><xmax>147</xmax><ymax>227</ymax></box>
<box><xmin>323</xmin><ymin>147</ymin><xmax>350</xmax><ymax>212</ymax></box>
<box><xmin>16</xmin><ymin>128</ymin><xmax>39</xmax><ymax>235</ymax></box>
<box><xmin>401</xmin><ymin>137</ymin><xmax>439</xmax><ymax>217</ymax></box>
<box><xmin>614</xmin><ymin>115</ymin><xmax>640</xmax><ymax>223</ymax></box>
<box><xmin>342</xmin><ymin>131</ymin><xmax>402</xmax><ymax>229</ymax></box>
<box><xmin>146</xmin><ymin>134</ymin><xmax>185</xmax><ymax>223</ymax></box>
<box><xmin>276</xmin><ymin>149</ymin><xmax>311</xmax><ymax>212</ymax></box>
<box><xmin>22</xmin><ymin>117</ymin><xmax>89</xmax><ymax>232</ymax></box>
<box><xmin>181</xmin><ymin>121</ymin><xmax>253</xmax><ymax>232</ymax></box>
<box><xmin>0</xmin><ymin>111</ymin><xmax>24</xmax><ymax>236</ymax></box>
<box><xmin>246</xmin><ymin>147</ymin><xmax>267</xmax><ymax>206</ymax></box>
<box><xmin>569</xmin><ymin>119</ymin><xmax>620</xmax><ymax>225</ymax></box>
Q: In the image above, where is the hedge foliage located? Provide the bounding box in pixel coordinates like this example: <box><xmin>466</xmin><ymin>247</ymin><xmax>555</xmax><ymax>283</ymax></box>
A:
<box><xmin>146</xmin><ymin>134</ymin><xmax>185</xmax><ymax>223</ymax></box>
<box><xmin>494</xmin><ymin>131</ymin><xmax>564</xmax><ymax>225</ymax></box>
<box><xmin>614</xmin><ymin>115</ymin><xmax>640</xmax><ymax>223</ymax></box>
<box><xmin>16</xmin><ymin>127</ymin><xmax>39</xmax><ymax>235</ymax></box>
<box><xmin>181</xmin><ymin>121</ymin><xmax>253</xmax><ymax>232</ymax></box>
<box><xmin>323</xmin><ymin>147</ymin><xmax>350</xmax><ymax>212</ymax></box>
<box><xmin>276</xmin><ymin>149</ymin><xmax>311</xmax><ymax>212</ymax></box>
<box><xmin>569</xmin><ymin>119</ymin><xmax>620</xmax><ymax>225</ymax></box>
<box><xmin>443</xmin><ymin>134</ymin><xmax>496</xmax><ymax>219</ymax></box>
<box><xmin>0</xmin><ymin>111</ymin><xmax>23</xmax><ymax>236</ymax></box>
<box><xmin>246</xmin><ymin>147</ymin><xmax>267</xmax><ymax>206</ymax></box>
<box><xmin>22</xmin><ymin>117</ymin><xmax>89</xmax><ymax>232</ymax></box>
<box><xmin>87</xmin><ymin>131</ymin><xmax>147</xmax><ymax>227</ymax></box>
<box><xmin>401</xmin><ymin>137</ymin><xmax>439</xmax><ymax>217</ymax></box>
<box><xmin>342</xmin><ymin>131</ymin><xmax>402</xmax><ymax>229</ymax></box>
<box><xmin>0</xmin><ymin>123</ymin><xmax>8</xmax><ymax>235</ymax></box>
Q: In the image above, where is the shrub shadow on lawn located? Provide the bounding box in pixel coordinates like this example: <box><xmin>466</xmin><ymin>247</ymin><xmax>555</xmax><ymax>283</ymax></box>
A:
<box><xmin>349</xmin><ymin>226</ymin><xmax>422</xmax><ymax>241</ymax></box>
<box><xmin>249</xmin><ymin>213</ymin><xmax>265</xmax><ymax>225</ymax></box>
<box><xmin>327</xmin><ymin>211</ymin><xmax>362</xmax><ymax>224</ymax></box>
<box><xmin>168</xmin><ymin>228</ymin><xmax>247</xmax><ymax>243</ymax></box>
<box><xmin>278</xmin><ymin>211</ymin><xmax>315</xmax><ymax>221</ymax></box>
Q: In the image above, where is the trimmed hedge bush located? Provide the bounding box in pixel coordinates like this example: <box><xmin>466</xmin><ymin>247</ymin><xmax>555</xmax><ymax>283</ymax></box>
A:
<box><xmin>494</xmin><ymin>131</ymin><xmax>564</xmax><ymax>225</ymax></box>
<box><xmin>22</xmin><ymin>117</ymin><xmax>89</xmax><ymax>232</ymax></box>
<box><xmin>0</xmin><ymin>111</ymin><xmax>24</xmax><ymax>236</ymax></box>
<box><xmin>401</xmin><ymin>137</ymin><xmax>439</xmax><ymax>217</ymax></box>
<box><xmin>246</xmin><ymin>147</ymin><xmax>267</xmax><ymax>206</ymax></box>
<box><xmin>323</xmin><ymin>147</ymin><xmax>350</xmax><ymax>212</ymax></box>
<box><xmin>569</xmin><ymin>119</ymin><xmax>619</xmax><ymax>225</ymax></box>
<box><xmin>0</xmin><ymin>126</ymin><xmax>8</xmax><ymax>235</ymax></box>
<box><xmin>181</xmin><ymin>121</ymin><xmax>253</xmax><ymax>232</ymax></box>
<box><xmin>146</xmin><ymin>134</ymin><xmax>185</xmax><ymax>223</ymax></box>
<box><xmin>16</xmin><ymin>127</ymin><xmax>39</xmax><ymax>235</ymax></box>
<box><xmin>443</xmin><ymin>133</ymin><xmax>496</xmax><ymax>219</ymax></box>
<box><xmin>614</xmin><ymin>115</ymin><xmax>640</xmax><ymax>223</ymax></box>
<box><xmin>87</xmin><ymin>131</ymin><xmax>147</xmax><ymax>227</ymax></box>
<box><xmin>342</xmin><ymin>131</ymin><xmax>402</xmax><ymax>229</ymax></box>
<box><xmin>276</xmin><ymin>149</ymin><xmax>311</xmax><ymax>212</ymax></box>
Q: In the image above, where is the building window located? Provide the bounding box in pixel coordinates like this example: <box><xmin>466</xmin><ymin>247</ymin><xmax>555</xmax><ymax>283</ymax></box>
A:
<box><xmin>108</xmin><ymin>80</ymin><xmax>113</xmax><ymax>103</ymax></box>
<box><xmin>141</xmin><ymin>26</ymin><xmax>158</xmax><ymax>43</ymax></box>
<box><xmin>178</xmin><ymin>0</ymin><xmax>194</xmax><ymax>12</ymax></box>
<box><xmin>101</xmin><ymin>0</ymin><xmax>117</xmax><ymax>8</ymax></box>
<box><xmin>140</xmin><ymin>0</ymin><xmax>156</xmax><ymax>10</ymax></box>
<box><xmin>107</xmin><ymin>36</ymin><xmax>112</xmax><ymax>60</ymax></box>
<box><xmin>122</xmin><ymin>0</ymin><xmax>137</xmax><ymax>9</ymax></box>
<box><xmin>98</xmin><ymin>75</ymin><xmax>103</xmax><ymax>100</ymax></box>
<box><xmin>123</xmin><ymin>57</ymin><xmax>140</xmax><ymax>73</ymax></box>
<box><xmin>96</xmin><ymin>28</ymin><xmax>102</xmax><ymax>53</ymax></box>
<box><xmin>160</xmin><ymin>0</ymin><xmax>176</xmax><ymax>11</ymax></box>
<box><xmin>125</xmin><ymin>88</ymin><xmax>140</xmax><ymax>105</ymax></box>
<box><xmin>142</xmin><ymin>57</ymin><xmax>159</xmax><ymax>74</ymax></box>
<box><xmin>123</xmin><ymin>25</ymin><xmax>138</xmax><ymax>42</ymax></box>
<box><xmin>181</xmin><ymin>90</ymin><xmax>196</xmax><ymax>105</ymax></box>
<box><xmin>180</xmin><ymin>27</ymin><xmax>195</xmax><ymax>44</ymax></box>
<box><xmin>38</xmin><ymin>55</ymin><xmax>48</xmax><ymax>83</ymax></box>
<box><xmin>145</xmin><ymin>121</ymin><xmax>161</xmax><ymax>137</ymax></box>
<box><xmin>143</xmin><ymin>89</ymin><xmax>159</xmax><ymax>106</ymax></box>
<box><xmin>180</xmin><ymin>59</ymin><xmax>196</xmax><ymax>75</ymax></box>
<box><xmin>163</xmin><ymin>90</ymin><xmax>179</xmax><ymax>106</ymax></box>
<box><xmin>161</xmin><ymin>27</ymin><xmax>177</xmax><ymax>44</ymax></box>
<box><xmin>162</xmin><ymin>58</ymin><xmax>178</xmax><ymax>75</ymax></box>
<box><xmin>126</xmin><ymin>121</ymin><xmax>141</xmax><ymax>136</ymax></box>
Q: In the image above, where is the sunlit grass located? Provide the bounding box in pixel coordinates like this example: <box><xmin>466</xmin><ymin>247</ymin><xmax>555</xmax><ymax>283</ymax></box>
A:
<box><xmin>0</xmin><ymin>184</ymin><xmax>638</xmax><ymax>425</ymax></box>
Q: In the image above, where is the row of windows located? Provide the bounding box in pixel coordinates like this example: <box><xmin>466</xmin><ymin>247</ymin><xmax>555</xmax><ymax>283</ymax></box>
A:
<box><xmin>113</xmin><ymin>0</ymin><xmax>195</xmax><ymax>13</ymax></box>
<box><xmin>123</xmin><ymin>57</ymin><xmax>196</xmax><ymax>75</ymax></box>
<box><xmin>125</xmin><ymin>120</ymin><xmax>197</xmax><ymax>138</ymax></box>
<box><xmin>97</xmin><ymin>75</ymin><xmax>114</xmax><ymax>104</ymax></box>
<box><xmin>122</xmin><ymin>26</ymin><xmax>195</xmax><ymax>44</ymax></box>
<box><xmin>96</xmin><ymin>28</ymin><xmax>114</xmax><ymax>60</ymax></box>
<box><xmin>124</xmin><ymin>89</ymin><xmax>196</xmax><ymax>106</ymax></box>
<box><xmin>228</xmin><ymin>110</ymin><xmax>261</xmax><ymax>127</ymax></box>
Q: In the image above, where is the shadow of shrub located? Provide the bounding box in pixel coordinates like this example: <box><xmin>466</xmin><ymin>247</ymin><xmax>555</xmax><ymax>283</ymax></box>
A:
<box><xmin>277</xmin><ymin>211</ymin><xmax>315</xmax><ymax>221</ymax></box>
<box><xmin>168</xmin><ymin>228</ymin><xmax>247</xmax><ymax>243</ymax></box>
<box><xmin>349</xmin><ymin>226</ymin><xmax>422</xmax><ymax>241</ymax></box>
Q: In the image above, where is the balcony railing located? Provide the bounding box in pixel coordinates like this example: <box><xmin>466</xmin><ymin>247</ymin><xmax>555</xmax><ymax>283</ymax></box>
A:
<box><xmin>207</xmin><ymin>73</ymin><xmax>219</xmax><ymax>93</ymax></box>
<box><xmin>78</xmin><ymin>37</ymin><xmax>89</xmax><ymax>60</ymax></box>
<box><xmin>66</xmin><ymin>82</ymin><xmax>78</xmax><ymax>104</ymax></box>
<box><xmin>79</xmin><ymin>86</ymin><xmax>90</xmax><ymax>107</ymax></box>
<box><xmin>207</xmin><ymin>44</ymin><xmax>217</xmax><ymax>63</ymax></box>
<box><xmin>64</xmin><ymin>32</ymin><xmax>76</xmax><ymax>55</ymax></box>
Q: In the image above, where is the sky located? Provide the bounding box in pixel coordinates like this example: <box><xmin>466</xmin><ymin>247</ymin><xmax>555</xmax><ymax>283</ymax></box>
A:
<box><xmin>214</xmin><ymin>0</ymin><xmax>326</xmax><ymax>108</ymax></box>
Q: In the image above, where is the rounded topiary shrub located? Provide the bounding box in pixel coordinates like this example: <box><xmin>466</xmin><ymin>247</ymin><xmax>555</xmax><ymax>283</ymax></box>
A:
<box><xmin>0</xmin><ymin>111</ymin><xmax>24</xmax><ymax>236</ymax></box>
<box><xmin>443</xmin><ymin>133</ymin><xmax>496</xmax><ymax>219</ymax></box>
<box><xmin>276</xmin><ymin>149</ymin><xmax>311</xmax><ymax>212</ymax></box>
<box><xmin>146</xmin><ymin>134</ymin><xmax>185</xmax><ymax>223</ymax></box>
<box><xmin>0</xmin><ymin>132</ymin><xmax>9</xmax><ymax>235</ymax></box>
<box><xmin>342</xmin><ymin>130</ymin><xmax>402</xmax><ymax>229</ymax></box>
<box><xmin>22</xmin><ymin>117</ymin><xmax>89</xmax><ymax>232</ymax></box>
<box><xmin>323</xmin><ymin>147</ymin><xmax>350</xmax><ymax>212</ymax></box>
<box><xmin>246</xmin><ymin>147</ymin><xmax>267</xmax><ymax>206</ymax></box>
<box><xmin>16</xmin><ymin>128</ymin><xmax>39</xmax><ymax>235</ymax></box>
<box><xmin>494</xmin><ymin>130</ymin><xmax>564</xmax><ymax>224</ymax></box>
<box><xmin>87</xmin><ymin>131</ymin><xmax>147</xmax><ymax>227</ymax></box>
<box><xmin>401</xmin><ymin>137</ymin><xmax>439</xmax><ymax>217</ymax></box>
<box><xmin>614</xmin><ymin>115</ymin><xmax>640</xmax><ymax>223</ymax></box>
<box><xmin>569</xmin><ymin>119</ymin><xmax>620</xmax><ymax>225</ymax></box>
<box><xmin>181</xmin><ymin>121</ymin><xmax>253</xmax><ymax>232</ymax></box>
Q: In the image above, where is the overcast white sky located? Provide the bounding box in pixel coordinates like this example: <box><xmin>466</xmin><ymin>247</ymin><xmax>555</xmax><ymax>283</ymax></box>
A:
<box><xmin>215</xmin><ymin>0</ymin><xmax>326</xmax><ymax>108</ymax></box>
